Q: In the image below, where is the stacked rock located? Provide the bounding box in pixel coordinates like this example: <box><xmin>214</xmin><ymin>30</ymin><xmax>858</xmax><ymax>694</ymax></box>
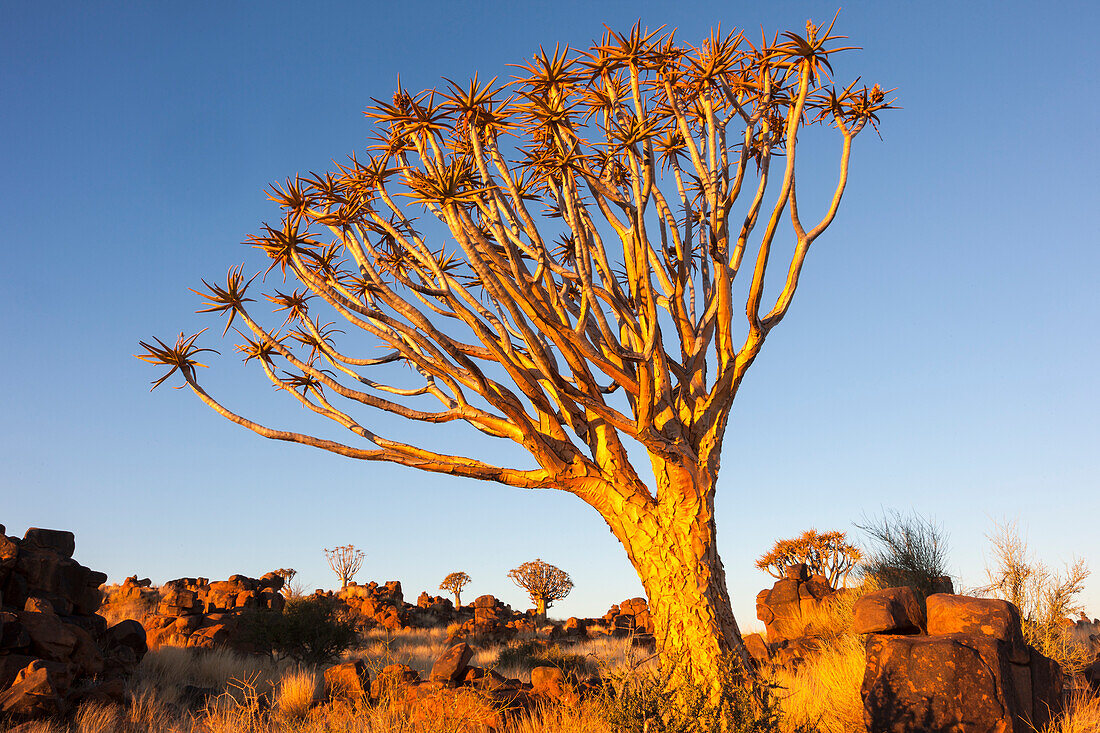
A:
<box><xmin>856</xmin><ymin>588</ymin><xmax>1063</xmax><ymax>732</ymax></box>
<box><xmin>142</xmin><ymin>572</ymin><xmax>285</xmax><ymax>650</ymax></box>
<box><xmin>445</xmin><ymin>595</ymin><xmax>526</xmax><ymax>642</ymax></box>
<box><xmin>338</xmin><ymin>580</ymin><xmax>411</xmax><ymax>631</ymax></box>
<box><xmin>0</xmin><ymin>525</ymin><xmax>147</xmax><ymax>723</ymax></box>
<box><xmin>598</xmin><ymin>598</ymin><xmax>655</xmax><ymax>647</ymax></box>
<box><xmin>754</xmin><ymin>563</ymin><xmax>837</xmax><ymax>644</ymax></box>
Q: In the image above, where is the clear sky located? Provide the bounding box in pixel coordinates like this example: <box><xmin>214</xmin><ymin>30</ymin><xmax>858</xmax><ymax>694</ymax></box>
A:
<box><xmin>2</xmin><ymin>1</ymin><xmax>1097</xmax><ymax>628</ymax></box>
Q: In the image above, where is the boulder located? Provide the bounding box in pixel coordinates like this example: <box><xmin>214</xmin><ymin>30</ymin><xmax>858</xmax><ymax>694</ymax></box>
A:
<box><xmin>18</xmin><ymin>611</ymin><xmax>78</xmax><ymax>662</ymax></box>
<box><xmin>531</xmin><ymin>665</ymin><xmax>568</xmax><ymax>700</ymax></box>
<box><xmin>926</xmin><ymin>594</ymin><xmax>1028</xmax><ymax>663</ymax></box>
<box><xmin>430</xmin><ymin>642</ymin><xmax>473</xmax><ymax>684</ymax></box>
<box><xmin>862</xmin><ymin>632</ymin><xmax>1062</xmax><ymax>733</ymax></box>
<box><xmin>852</xmin><ymin>586</ymin><xmax>926</xmax><ymax>635</ymax></box>
<box><xmin>0</xmin><ymin>661</ymin><xmax>65</xmax><ymax>719</ymax></box>
<box><xmin>324</xmin><ymin>660</ymin><xmax>370</xmax><ymax>702</ymax></box>
<box><xmin>21</xmin><ymin>529</ymin><xmax>75</xmax><ymax>559</ymax></box>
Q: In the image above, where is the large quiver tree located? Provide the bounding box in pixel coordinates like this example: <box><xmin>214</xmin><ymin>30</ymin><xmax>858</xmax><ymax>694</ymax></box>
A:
<box><xmin>139</xmin><ymin>18</ymin><xmax>891</xmax><ymax>683</ymax></box>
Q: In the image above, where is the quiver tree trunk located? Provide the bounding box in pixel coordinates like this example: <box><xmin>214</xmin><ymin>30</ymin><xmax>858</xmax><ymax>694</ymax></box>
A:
<box><xmin>589</xmin><ymin>460</ymin><xmax>755</xmax><ymax>685</ymax></box>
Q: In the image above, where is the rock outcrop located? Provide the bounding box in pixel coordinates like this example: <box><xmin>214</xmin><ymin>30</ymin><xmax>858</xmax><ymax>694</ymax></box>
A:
<box><xmin>755</xmin><ymin>563</ymin><xmax>838</xmax><ymax>644</ymax></box>
<box><xmin>858</xmin><ymin>590</ymin><xmax>1063</xmax><ymax>733</ymax></box>
<box><xmin>140</xmin><ymin>572</ymin><xmax>285</xmax><ymax>651</ymax></box>
<box><xmin>0</xmin><ymin>525</ymin><xmax>146</xmax><ymax>724</ymax></box>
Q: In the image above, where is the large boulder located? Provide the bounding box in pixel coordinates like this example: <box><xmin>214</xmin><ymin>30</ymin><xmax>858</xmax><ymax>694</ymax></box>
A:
<box><xmin>862</xmin><ymin>632</ymin><xmax>1061</xmax><ymax>733</ymax></box>
<box><xmin>861</xmin><ymin>593</ymin><xmax>1062</xmax><ymax>733</ymax></box>
<box><xmin>324</xmin><ymin>660</ymin><xmax>370</xmax><ymax>702</ymax></box>
<box><xmin>430</xmin><ymin>642</ymin><xmax>473</xmax><ymax>685</ymax></box>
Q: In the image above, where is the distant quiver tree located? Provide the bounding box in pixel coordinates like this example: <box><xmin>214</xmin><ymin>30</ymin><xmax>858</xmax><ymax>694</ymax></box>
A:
<box><xmin>138</xmin><ymin>17</ymin><xmax>892</xmax><ymax>684</ymax></box>
<box><xmin>755</xmin><ymin>529</ymin><xmax>861</xmax><ymax>588</ymax></box>
<box><xmin>508</xmin><ymin>559</ymin><xmax>573</xmax><ymax>619</ymax></box>
<box><xmin>440</xmin><ymin>571</ymin><xmax>472</xmax><ymax>608</ymax></box>
<box><xmin>324</xmin><ymin>545</ymin><xmax>364</xmax><ymax>589</ymax></box>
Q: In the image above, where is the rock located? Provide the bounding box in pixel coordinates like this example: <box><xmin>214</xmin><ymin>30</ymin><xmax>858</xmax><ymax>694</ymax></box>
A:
<box><xmin>0</xmin><ymin>661</ymin><xmax>65</xmax><ymax>719</ymax></box>
<box><xmin>372</xmin><ymin>664</ymin><xmax>421</xmax><ymax>699</ymax></box>
<box><xmin>784</xmin><ymin>563</ymin><xmax>810</xmax><ymax>581</ymax></box>
<box><xmin>852</xmin><ymin>586</ymin><xmax>926</xmax><ymax>635</ymax></box>
<box><xmin>862</xmin><ymin>632</ymin><xmax>1062</xmax><ymax>733</ymax></box>
<box><xmin>23</xmin><ymin>597</ymin><xmax>54</xmax><ymax>614</ymax></box>
<box><xmin>430</xmin><ymin>642</ymin><xmax>473</xmax><ymax>684</ymax></box>
<box><xmin>18</xmin><ymin>611</ymin><xmax>78</xmax><ymax>662</ymax></box>
<box><xmin>324</xmin><ymin>660</ymin><xmax>370</xmax><ymax>702</ymax></box>
<box><xmin>21</xmin><ymin>529</ymin><xmax>75</xmax><ymax>559</ymax></box>
<box><xmin>73</xmin><ymin>677</ymin><xmax>127</xmax><ymax>706</ymax></box>
<box><xmin>926</xmin><ymin>594</ymin><xmax>1028</xmax><ymax>663</ymax></box>
<box><xmin>530</xmin><ymin>665</ymin><xmax>566</xmax><ymax>697</ymax></box>
<box><xmin>743</xmin><ymin>633</ymin><xmax>770</xmax><ymax>664</ymax></box>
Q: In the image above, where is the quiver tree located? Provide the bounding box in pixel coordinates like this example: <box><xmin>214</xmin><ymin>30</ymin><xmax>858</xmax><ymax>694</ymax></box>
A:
<box><xmin>509</xmin><ymin>559</ymin><xmax>573</xmax><ymax>619</ymax></box>
<box><xmin>755</xmin><ymin>529</ymin><xmax>861</xmax><ymax>588</ymax></box>
<box><xmin>138</xmin><ymin>17</ymin><xmax>891</xmax><ymax>684</ymax></box>
<box><xmin>271</xmin><ymin>567</ymin><xmax>299</xmax><ymax>598</ymax></box>
<box><xmin>324</xmin><ymin>545</ymin><xmax>364</xmax><ymax>588</ymax></box>
<box><xmin>440</xmin><ymin>571</ymin><xmax>472</xmax><ymax>608</ymax></box>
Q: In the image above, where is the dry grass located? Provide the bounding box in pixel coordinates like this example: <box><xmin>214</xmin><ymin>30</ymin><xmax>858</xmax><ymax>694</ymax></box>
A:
<box><xmin>1042</xmin><ymin>690</ymin><xmax>1100</xmax><ymax>733</ymax></box>
<box><xmin>770</xmin><ymin>632</ymin><xmax>866</xmax><ymax>733</ymax></box>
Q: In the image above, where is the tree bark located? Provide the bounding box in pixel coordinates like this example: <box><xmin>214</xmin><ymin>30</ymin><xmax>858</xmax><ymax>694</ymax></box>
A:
<box><xmin>598</xmin><ymin>465</ymin><xmax>754</xmax><ymax>687</ymax></box>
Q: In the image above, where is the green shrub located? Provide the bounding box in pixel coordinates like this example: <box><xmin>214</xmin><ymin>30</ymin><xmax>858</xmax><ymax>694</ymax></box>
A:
<box><xmin>597</xmin><ymin>653</ymin><xmax>806</xmax><ymax>733</ymax></box>
<box><xmin>856</xmin><ymin>509</ymin><xmax>952</xmax><ymax>603</ymax></box>
<box><xmin>493</xmin><ymin>639</ymin><xmax>596</xmax><ymax>678</ymax></box>
<box><xmin>242</xmin><ymin>595</ymin><xmax>357</xmax><ymax>667</ymax></box>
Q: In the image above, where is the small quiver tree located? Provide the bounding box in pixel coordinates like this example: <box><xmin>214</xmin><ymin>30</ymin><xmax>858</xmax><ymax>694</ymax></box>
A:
<box><xmin>755</xmin><ymin>529</ymin><xmax>861</xmax><ymax>588</ymax></box>
<box><xmin>440</xmin><ymin>571</ymin><xmax>472</xmax><ymax>608</ymax></box>
<box><xmin>271</xmin><ymin>567</ymin><xmax>300</xmax><ymax>598</ymax></box>
<box><xmin>325</xmin><ymin>545</ymin><xmax>364</xmax><ymax>589</ymax></box>
<box><xmin>138</xmin><ymin>17</ymin><xmax>893</xmax><ymax>688</ymax></box>
<box><xmin>509</xmin><ymin>559</ymin><xmax>573</xmax><ymax>619</ymax></box>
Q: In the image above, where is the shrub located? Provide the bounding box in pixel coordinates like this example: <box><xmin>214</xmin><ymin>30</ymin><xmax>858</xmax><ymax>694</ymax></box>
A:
<box><xmin>980</xmin><ymin>519</ymin><xmax>1092</xmax><ymax>673</ymax></box>
<box><xmin>243</xmin><ymin>595</ymin><xmax>358</xmax><ymax>667</ymax></box>
<box><xmin>493</xmin><ymin>639</ymin><xmax>596</xmax><ymax>679</ymax></box>
<box><xmin>597</xmin><ymin>653</ymin><xmax>799</xmax><ymax>733</ymax></box>
<box><xmin>856</xmin><ymin>509</ymin><xmax>952</xmax><ymax>602</ymax></box>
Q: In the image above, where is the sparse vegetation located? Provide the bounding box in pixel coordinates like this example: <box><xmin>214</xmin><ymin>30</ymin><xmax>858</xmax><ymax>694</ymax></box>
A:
<box><xmin>856</xmin><ymin>509</ymin><xmax>952</xmax><ymax>601</ymax></box>
<box><xmin>980</xmin><ymin>519</ymin><xmax>1092</xmax><ymax>674</ymax></box>
<box><xmin>243</xmin><ymin>595</ymin><xmax>359</xmax><ymax>666</ymax></box>
<box><xmin>493</xmin><ymin>639</ymin><xmax>597</xmax><ymax>678</ymax></box>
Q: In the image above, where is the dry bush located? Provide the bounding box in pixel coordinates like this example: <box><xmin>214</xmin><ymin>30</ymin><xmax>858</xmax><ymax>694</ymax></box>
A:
<box><xmin>981</xmin><ymin>520</ymin><xmax>1092</xmax><ymax>674</ymax></box>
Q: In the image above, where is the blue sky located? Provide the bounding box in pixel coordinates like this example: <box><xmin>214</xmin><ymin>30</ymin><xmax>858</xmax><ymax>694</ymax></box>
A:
<box><xmin>1</xmin><ymin>1</ymin><xmax>1097</xmax><ymax>626</ymax></box>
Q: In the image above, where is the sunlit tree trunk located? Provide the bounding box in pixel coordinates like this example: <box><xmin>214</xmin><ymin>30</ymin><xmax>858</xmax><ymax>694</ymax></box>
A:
<box><xmin>593</xmin><ymin>459</ymin><xmax>754</xmax><ymax>683</ymax></box>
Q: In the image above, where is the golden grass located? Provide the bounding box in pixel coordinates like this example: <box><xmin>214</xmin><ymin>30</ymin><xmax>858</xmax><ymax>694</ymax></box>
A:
<box><xmin>1042</xmin><ymin>690</ymin><xmax>1100</xmax><ymax>733</ymax></box>
<box><xmin>275</xmin><ymin>668</ymin><xmax>319</xmax><ymax>720</ymax></box>
<box><xmin>770</xmin><ymin>632</ymin><xmax>866</xmax><ymax>733</ymax></box>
